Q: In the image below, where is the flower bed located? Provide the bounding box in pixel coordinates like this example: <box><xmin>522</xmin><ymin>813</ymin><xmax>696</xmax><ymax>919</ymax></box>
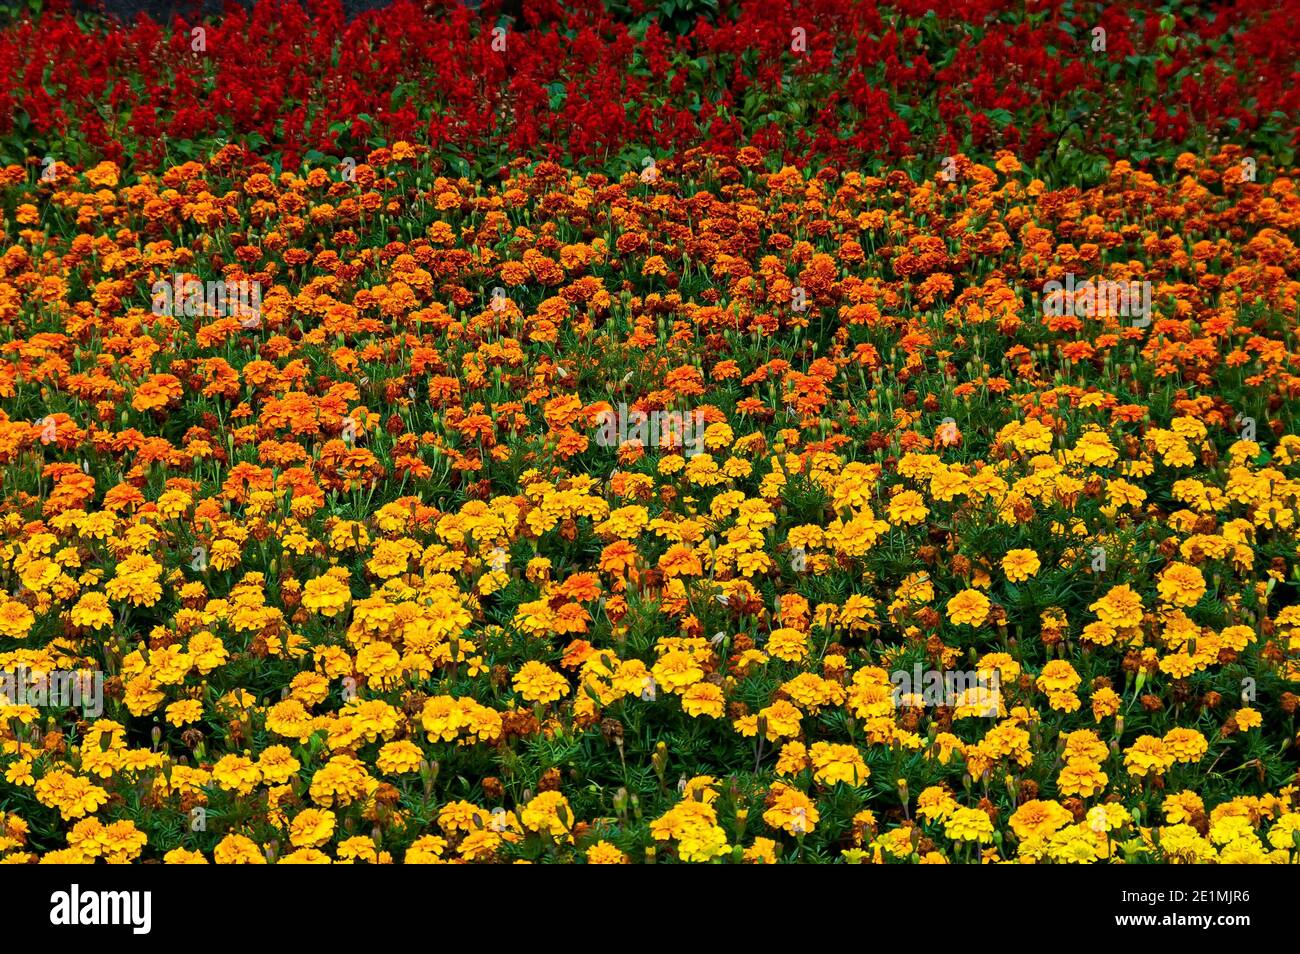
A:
<box><xmin>0</xmin><ymin>139</ymin><xmax>1298</xmax><ymax>862</ymax></box>
<box><xmin>1</xmin><ymin>0</ymin><xmax>1296</xmax><ymax>182</ymax></box>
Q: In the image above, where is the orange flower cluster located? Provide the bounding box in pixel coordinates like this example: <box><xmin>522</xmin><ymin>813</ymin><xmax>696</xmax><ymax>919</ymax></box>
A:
<box><xmin>0</xmin><ymin>144</ymin><xmax>1298</xmax><ymax>863</ymax></box>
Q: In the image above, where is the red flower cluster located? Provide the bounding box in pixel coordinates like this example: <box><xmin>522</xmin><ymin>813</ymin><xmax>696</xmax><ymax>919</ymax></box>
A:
<box><xmin>1</xmin><ymin>0</ymin><xmax>1297</xmax><ymax>175</ymax></box>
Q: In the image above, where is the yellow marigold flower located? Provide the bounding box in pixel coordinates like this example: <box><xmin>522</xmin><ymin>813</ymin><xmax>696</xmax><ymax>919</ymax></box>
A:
<box><xmin>33</xmin><ymin>771</ymin><xmax>109</xmax><ymax>821</ymax></box>
<box><xmin>875</xmin><ymin>826</ymin><xmax>914</xmax><ymax>859</ymax></box>
<box><xmin>257</xmin><ymin>745</ymin><xmax>301</xmax><ymax>785</ymax></box>
<box><xmin>808</xmin><ymin>742</ymin><xmax>869</xmax><ymax>786</ymax></box>
<box><xmin>66</xmin><ymin>818</ymin><xmax>105</xmax><ymax>858</ymax></box>
<box><xmin>1063</xmin><ymin>729</ymin><xmax>1107</xmax><ymax>763</ymax></box>
<box><xmin>750</xmin><ymin>699</ymin><xmax>803</xmax><ymax>741</ymax></box>
<box><xmin>586</xmin><ymin>840</ymin><xmax>629</xmax><ymax>864</ymax></box>
<box><xmin>1057</xmin><ymin>758</ymin><xmax>1107</xmax><ymax>798</ymax></box>
<box><xmin>69</xmin><ymin>591</ymin><xmax>114</xmax><ymax>630</ymax></box>
<box><xmin>1158</xmin><ymin>651</ymin><xmax>1198</xmax><ymax>679</ymax></box>
<box><xmin>651</xmin><ymin>799</ymin><xmax>716</xmax><ymax>842</ymax></box>
<box><xmin>611</xmin><ymin>659</ymin><xmax>654</xmax><ymax>698</ymax></box>
<box><xmin>1089</xmin><ymin>583</ymin><xmax>1144</xmax><ymax>628</ymax></box>
<box><xmin>212</xmin><ymin>754</ymin><xmax>262</xmax><ymax>795</ymax></box>
<box><xmin>457</xmin><ymin>831</ymin><xmax>506</xmax><ymax>868</ymax></box>
<box><xmin>302</xmin><ymin>572</ymin><xmax>352</xmax><ymax>616</ymax></box>
<box><xmin>1157</xmin><ymin>824</ymin><xmax>1217</xmax><ymax>863</ymax></box>
<box><xmin>1082</xmin><ymin>620</ymin><xmax>1117</xmax><ymax>646</ymax></box>
<box><xmin>376</xmin><ymin>740</ymin><xmax>424</xmax><ymax>774</ymax></box>
<box><xmin>887</xmin><ymin>489</ymin><xmax>928</xmax><ymax>525</ymax></box>
<box><xmin>1265</xmin><ymin>814</ymin><xmax>1300</xmax><ymax>850</ymax></box>
<box><xmin>945</xmin><ymin>589</ymin><xmax>990</xmax><ymax>627</ymax></box>
<box><xmin>1124</xmin><ymin>735</ymin><xmax>1173</xmax><ymax>777</ymax></box>
<box><xmin>213</xmin><ymin>833</ymin><xmax>267</xmax><ymax>865</ymax></box>
<box><xmin>915</xmin><ymin>786</ymin><xmax>957</xmax><ymax>823</ymax></box>
<box><xmin>103</xmin><ymin>554</ymin><xmax>163</xmax><ymax>607</ymax></box>
<box><xmin>308</xmin><ymin>754</ymin><xmax>374</xmax><ymax>808</ymax></box>
<box><xmin>405</xmin><ymin>835</ymin><xmax>448</xmax><ymax>864</ymax></box>
<box><xmin>1001</xmin><ymin>548</ymin><xmax>1040</xmax><ymax>582</ymax></box>
<box><xmin>336</xmin><ymin>836</ymin><xmax>383</xmax><ymax>864</ymax></box>
<box><xmin>1235</xmin><ymin>707</ymin><xmax>1262</xmax><ymax>730</ymax></box>
<box><xmin>1036</xmin><ymin>660</ymin><xmax>1080</xmax><ymax>694</ymax></box>
<box><xmin>521</xmin><ymin>791</ymin><xmax>573</xmax><ymax>841</ymax></box>
<box><xmin>1162</xmin><ymin>727</ymin><xmax>1208</xmax><ymax>763</ymax></box>
<box><xmin>355</xmin><ymin>641</ymin><xmax>403</xmax><ymax>690</ymax></box>
<box><xmin>188</xmin><ymin>632</ymin><xmax>229</xmax><ymax>674</ymax></box>
<box><xmin>1218</xmin><ymin>625</ymin><xmax>1255</xmax><ymax>651</ymax></box>
<box><xmin>1156</xmin><ymin>562</ymin><xmax>1206</xmax><ymax>607</ymax></box>
<box><xmin>458</xmin><ymin>698</ymin><xmax>503</xmax><ymax>743</ymax></box>
<box><xmin>680</xmin><ymin>682</ymin><xmax>724</xmax><ymax>718</ymax></box>
<box><xmin>1207</xmin><ymin>815</ymin><xmax>1256</xmax><ymax>847</ymax></box>
<box><xmin>1090</xmin><ymin>686</ymin><xmax>1121</xmax><ymax>721</ymax></box>
<box><xmin>781</xmin><ymin>672</ymin><xmax>846</xmax><ymax>711</ymax></box>
<box><xmin>165</xmin><ymin>699</ymin><xmax>204</xmax><ymax>727</ymax></box>
<box><xmin>512</xmin><ymin>661</ymin><xmax>570</xmax><ymax>704</ymax></box>
<box><xmin>437</xmin><ymin>800</ymin><xmax>485</xmax><ymax>836</ymax></box>
<box><xmin>766</xmin><ymin>627</ymin><xmax>808</xmax><ymax>662</ymax></box>
<box><xmin>1010</xmin><ymin>799</ymin><xmax>1073</xmax><ymax>841</ymax></box>
<box><xmin>763</xmin><ymin>783</ymin><xmax>820</xmax><ymax>836</ymax></box>
<box><xmin>289</xmin><ymin>808</ymin><xmax>336</xmax><ymax>848</ymax></box>
<box><xmin>1162</xmin><ymin>791</ymin><xmax>1204</xmax><ymax>825</ymax></box>
<box><xmin>0</xmin><ymin>599</ymin><xmax>34</xmax><ymax>639</ymax></box>
<box><xmin>1046</xmin><ymin>689</ymin><xmax>1080</xmax><ymax>713</ymax></box>
<box><xmin>420</xmin><ymin>695</ymin><xmax>466</xmax><ymax>743</ymax></box>
<box><xmin>123</xmin><ymin>674</ymin><xmax>165</xmax><ymax>717</ymax></box>
<box><xmin>1046</xmin><ymin>823</ymin><xmax>1099</xmax><ymax>864</ymax></box>
<box><xmin>652</xmin><ymin>649</ymin><xmax>704</xmax><ymax>693</ymax></box>
<box><xmin>776</xmin><ymin>741</ymin><xmax>811</xmax><ymax>776</ymax></box>
<box><xmin>744</xmin><ymin>837</ymin><xmax>779</xmax><ymax>864</ymax></box>
<box><xmin>163</xmin><ymin>848</ymin><xmax>210</xmax><ymax>864</ymax></box>
<box><xmin>944</xmin><ymin>806</ymin><xmax>994</xmax><ymax>843</ymax></box>
<box><xmin>676</xmin><ymin>821</ymin><xmax>730</xmax><ymax>862</ymax></box>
